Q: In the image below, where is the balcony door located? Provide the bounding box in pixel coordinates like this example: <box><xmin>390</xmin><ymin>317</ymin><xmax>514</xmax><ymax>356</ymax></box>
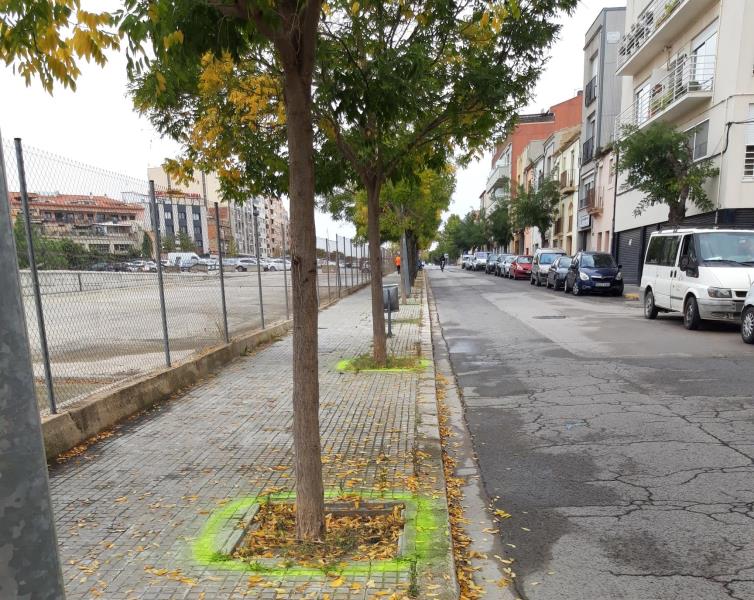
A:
<box><xmin>691</xmin><ymin>21</ymin><xmax>717</xmax><ymax>91</ymax></box>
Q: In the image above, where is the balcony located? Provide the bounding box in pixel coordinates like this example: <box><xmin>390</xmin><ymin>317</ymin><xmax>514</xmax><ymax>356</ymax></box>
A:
<box><xmin>585</xmin><ymin>76</ymin><xmax>598</xmax><ymax>107</ymax></box>
<box><xmin>617</xmin><ymin>0</ymin><xmax>718</xmax><ymax>76</ymax></box>
<box><xmin>559</xmin><ymin>169</ymin><xmax>576</xmax><ymax>192</ymax></box>
<box><xmin>582</xmin><ymin>138</ymin><xmax>595</xmax><ymax>165</ymax></box>
<box><xmin>486</xmin><ymin>162</ymin><xmax>511</xmax><ymax>194</ymax></box>
<box><xmin>584</xmin><ymin>188</ymin><xmax>603</xmax><ymax>216</ymax></box>
<box><xmin>615</xmin><ymin>56</ymin><xmax>715</xmax><ymax>138</ymax></box>
<box><xmin>553</xmin><ymin>217</ymin><xmax>563</xmax><ymax>236</ymax></box>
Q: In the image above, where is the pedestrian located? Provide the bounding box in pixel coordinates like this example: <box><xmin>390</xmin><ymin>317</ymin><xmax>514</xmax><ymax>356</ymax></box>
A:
<box><xmin>395</xmin><ymin>254</ymin><xmax>401</xmax><ymax>274</ymax></box>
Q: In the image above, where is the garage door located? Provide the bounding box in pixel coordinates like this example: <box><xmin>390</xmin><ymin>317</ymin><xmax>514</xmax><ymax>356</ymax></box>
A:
<box><xmin>616</xmin><ymin>227</ymin><xmax>644</xmax><ymax>285</ymax></box>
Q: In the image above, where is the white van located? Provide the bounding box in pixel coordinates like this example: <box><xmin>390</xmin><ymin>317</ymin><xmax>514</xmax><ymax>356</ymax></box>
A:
<box><xmin>167</xmin><ymin>252</ymin><xmax>200</xmax><ymax>269</ymax></box>
<box><xmin>641</xmin><ymin>229</ymin><xmax>754</xmax><ymax>329</ymax></box>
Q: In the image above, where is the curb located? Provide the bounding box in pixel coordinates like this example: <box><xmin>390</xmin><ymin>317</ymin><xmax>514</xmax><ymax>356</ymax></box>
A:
<box><xmin>624</xmin><ymin>292</ymin><xmax>640</xmax><ymax>301</ymax></box>
<box><xmin>43</xmin><ymin>282</ymin><xmax>370</xmax><ymax>461</ymax></box>
<box><xmin>425</xmin><ymin>275</ymin><xmax>518</xmax><ymax>600</ymax></box>
<box><xmin>415</xmin><ymin>275</ymin><xmax>460</xmax><ymax>599</ymax></box>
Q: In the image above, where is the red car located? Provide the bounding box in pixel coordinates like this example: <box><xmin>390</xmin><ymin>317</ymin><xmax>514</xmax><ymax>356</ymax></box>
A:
<box><xmin>509</xmin><ymin>255</ymin><xmax>533</xmax><ymax>279</ymax></box>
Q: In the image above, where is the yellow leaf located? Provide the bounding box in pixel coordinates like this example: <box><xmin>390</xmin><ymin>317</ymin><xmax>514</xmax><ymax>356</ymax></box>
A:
<box><xmin>330</xmin><ymin>577</ymin><xmax>344</xmax><ymax>588</ymax></box>
<box><xmin>351</xmin><ymin>1</ymin><xmax>360</xmax><ymax>16</ymax></box>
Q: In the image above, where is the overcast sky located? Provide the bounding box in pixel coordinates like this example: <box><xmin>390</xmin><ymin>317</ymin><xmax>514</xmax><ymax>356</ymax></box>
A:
<box><xmin>0</xmin><ymin>0</ymin><xmax>623</xmax><ymax>238</ymax></box>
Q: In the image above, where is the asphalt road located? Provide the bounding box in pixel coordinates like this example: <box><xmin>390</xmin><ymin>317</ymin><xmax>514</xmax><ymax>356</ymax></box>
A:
<box><xmin>428</xmin><ymin>266</ymin><xmax>754</xmax><ymax>600</ymax></box>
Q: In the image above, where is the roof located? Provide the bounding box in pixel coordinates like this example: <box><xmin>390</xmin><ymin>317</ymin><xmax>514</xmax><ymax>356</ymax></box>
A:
<box><xmin>8</xmin><ymin>192</ymin><xmax>143</xmax><ymax>213</ymax></box>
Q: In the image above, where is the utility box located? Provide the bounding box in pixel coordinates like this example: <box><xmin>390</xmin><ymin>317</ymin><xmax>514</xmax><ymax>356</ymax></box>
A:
<box><xmin>382</xmin><ymin>284</ymin><xmax>399</xmax><ymax>312</ymax></box>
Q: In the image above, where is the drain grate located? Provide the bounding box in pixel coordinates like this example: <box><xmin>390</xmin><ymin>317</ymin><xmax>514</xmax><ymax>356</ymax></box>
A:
<box><xmin>532</xmin><ymin>315</ymin><xmax>566</xmax><ymax>320</ymax></box>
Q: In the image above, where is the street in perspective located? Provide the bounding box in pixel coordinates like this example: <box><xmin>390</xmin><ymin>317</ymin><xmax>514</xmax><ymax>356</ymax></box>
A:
<box><xmin>1</xmin><ymin>0</ymin><xmax>754</xmax><ymax>600</ymax></box>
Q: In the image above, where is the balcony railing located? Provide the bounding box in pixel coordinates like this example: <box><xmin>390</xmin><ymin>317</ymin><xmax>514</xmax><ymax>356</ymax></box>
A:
<box><xmin>582</xmin><ymin>138</ymin><xmax>595</xmax><ymax>165</ymax></box>
<box><xmin>585</xmin><ymin>76</ymin><xmax>598</xmax><ymax>106</ymax></box>
<box><xmin>618</xmin><ymin>0</ymin><xmax>680</xmax><ymax>67</ymax></box>
<box><xmin>553</xmin><ymin>217</ymin><xmax>563</xmax><ymax>236</ymax></box>
<box><xmin>559</xmin><ymin>169</ymin><xmax>575</xmax><ymax>190</ymax></box>
<box><xmin>486</xmin><ymin>162</ymin><xmax>511</xmax><ymax>193</ymax></box>
<box><xmin>615</xmin><ymin>55</ymin><xmax>715</xmax><ymax>137</ymax></box>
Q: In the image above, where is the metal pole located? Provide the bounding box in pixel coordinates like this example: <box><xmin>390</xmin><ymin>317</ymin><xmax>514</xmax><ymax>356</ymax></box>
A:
<box><xmin>343</xmin><ymin>237</ymin><xmax>348</xmax><ymax>287</ymax></box>
<box><xmin>214</xmin><ymin>202</ymin><xmax>230</xmax><ymax>343</ymax></box>
<box><xmin>335</xmin><ymin>234</ymin><xmax>341</xmax><ymax>298</ymax></box>
<box><xmin>14</xmin><ymin>138</ymin><xmax>56</xmax><ymax>414</ymax></box>
<box><xmin>349</xmin><ymin>239</ymin><xmax>354</xmax><ymax>289</ymax></box>
<box><xmin>2</xmin><ymin>132</ymin><xmax>67</xmax><ymax>599</ymax></box>
<box><xmin>325</xmin><ymin>238</ymin><xmax>332</xmax><ymax>302</ymax></box>
<box><xmin>315</xmin><ymin>239</ymin><xmax>321</xmax><ymax>307</ymax></box>
<box><xmin>253</xmin><ymin>206</ymin><xmax>265</xmax><ymax>328</ymax></box>
<box><xmin>150</xmin><ymin>181</ymin><xmax>171</xmax><ymax>367</ymax></box>
<box><xmin>281</xmin><ymin>222</ymin><xmax>290</xmax><ymax>320</ymax></box>
<box><xmin>401</xmin><ymin>232</ymin><xmax>410</xmax><ymax>302</ymax></box>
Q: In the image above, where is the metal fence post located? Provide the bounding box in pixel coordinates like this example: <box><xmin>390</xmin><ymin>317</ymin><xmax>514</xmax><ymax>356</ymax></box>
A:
<box><xmin>325</xmin><ymin>238</ymin><xmax>332</xmax><ymax>302</ymax></box>
<box><xmin>342</xmin><ymin>235</ymin><xmax>348</xmax><ymax>292</ymax></box>
<box><xmin>281</xmin><ymin>222</ymin><xmax>290</xmax><ymax>320</ymax></box>
<box><xmin>252</xmin><ymin>205</ymin><xmax>265</xmax><ymax>328</ymax></box>
<box><xmin>349</xmin><ymin>239</ymin><xmax>354</xmax><ymax>289</ymax></box>
<box><xmin>214</xmin><ymin>202</ymin><xmax>230</xmax><ymax>343</ymax></box>
<box><xmin>335</xmin><ymin>234</ymin><xmax>341</xmax><ymax>298</ymax></box>
<box><xmin>1</xmin><ymin>131</ymin><xmax>67</xmax><ymax>600</ymax></box>
<box><xmin>14</xmin><ymin>138</ymin><xmax>56</xmax><ymax>414</ymax></box>
<box><xmin>149</xmin><ymin>181</ymin><xmax>171</xmax><ymax>367</ymax></box>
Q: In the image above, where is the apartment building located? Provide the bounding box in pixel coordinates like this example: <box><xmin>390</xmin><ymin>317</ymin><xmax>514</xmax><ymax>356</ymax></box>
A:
<box><xmin>485</xmin><ymin>93</ymin><xmax>583</xmax><ymax>253</ymax></box>
<box><xmin>613</xmin><ymin>0</ymin><xmax>754</xmax><ymax>283</ymax></box>
<box><xmin>146</xmin><ymin>167</ymin><xmax>269</xmax><ymax>256</ymax></box>
<box><xmin>7</xmin><ymin>192</ymin><xmax>145</xmax><ymax>255</ymax></box>
<box><xmin>579</xmin><ymin>6</ymin><xmax>626</xmax><ymax>253</ymax></box>
<box><xmin>264</xmin><ymin>196</ymin><xmax>290</xmax><ymax>257</ymax></box>
<box><xmin>547</xmin><ymin>126</ymin><xmax>581</xmax><ymax>255</ymax></box>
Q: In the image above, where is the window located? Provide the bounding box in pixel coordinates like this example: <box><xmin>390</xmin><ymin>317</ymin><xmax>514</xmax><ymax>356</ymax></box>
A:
<box><xmin>663</xmin><ymin>236</ymin><xmax>681</xmax><ymax>266</ymax></box>
<box><xmin>687</xmin><ymin>120</ymin><xmax>709</xmax><ymax>160</ymax></box>
<box><xmin>679</xmin><ymin>234</ymin><xmax>697</xmax><ymax>265</ymax></box>
<box><xmin>580</xmin><ymin>253</ymin><xmax>616</xmax><ymax>268</ymax></box>
<box><xmin>193</xmin><ymin>213</ymin><xmax>200</xmax><ymax>221</ymax></box>
<box><xmin>691</xmin><ymin>20</ymin><xmax>717</xmax><ymax>91</ymax></box>
<box><xmin>645</xmin><ymin>236</ymin><xmax>680</xmax><ymax>266</ymax></box>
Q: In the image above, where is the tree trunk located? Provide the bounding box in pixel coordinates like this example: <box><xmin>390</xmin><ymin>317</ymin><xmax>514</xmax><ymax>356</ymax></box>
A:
<box><xmin>366</xmin><ymin>179</ymin><xmax>387</xmax><ymax>366</ymax></box>
<box><xmin>283</xmin><ymin>70</ymin><xmax>325</xmax><ymax>541</ymax></box>
<box><xmin>669</xmin><ymin>186</ymin><xmax>689</xmax><ymax>226</ymax></box>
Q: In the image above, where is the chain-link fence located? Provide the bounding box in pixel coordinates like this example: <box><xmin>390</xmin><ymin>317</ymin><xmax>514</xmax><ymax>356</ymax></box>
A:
<box><xmin>2</xmin><ymin>134</ymin><xmax>384</xmax><ymax>416</ymax></box>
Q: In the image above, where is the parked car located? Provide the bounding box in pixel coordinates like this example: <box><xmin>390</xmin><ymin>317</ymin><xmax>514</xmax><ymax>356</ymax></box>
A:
<box><xmin>531</xmin><ymin>248</ymin><xmax>566</xmax><ymax>287</ymax></box>
<box><xmin>144</xmin><ymin>260</ymin><xmax>157</xmax><ymax>272</ymax></box>
<box><xmin>126</xmin><ymin>260</ymin><xmax>147</xmax><ymax>272</ymax></box>
<box><xmin>167</xmin><ymin>252</ymin><xmax>200</xmax><ymax>270</ymax></box>
<box><xmin>267</xmin><ymin>258</ymin><xmax>291</xmax><ymax>271</ymax></box>
<box><xmin>472</xmin><ymin>251</ymin><xmax>489</xmax><ymax>271</ymax></box>
<box><xmin>509</xmin><ymin>255</ymin><xmax>533</xmax><ymax>279</ymax></box>
<box><xmin>564</xmin><ymin>251</ymin><xmax>624</xmax><ymax>296</ymax></box>
<box><xmin>641</xmin><ymin>229</ymin><xmax>754</xmax><ymax>330</ymax></box>
<box><xmin>485</xmin><ymin>254</ymin><xmax>498</xmax><ymax>274</ymax></box>
<box><xmin>235</xmin><ymin>257</ymin><xmax>258</xmax><ymax>271</ymax></box>
<box><xmin>499</xmin><ymin>255</ymin><xmax>516</xmax><ymax>278</ymax></box>
<box><xmin>742</xmin><ymin>284</ymin><xmax>754</xmax><ymax>344</ymax></box>
<box><xmin>545</xmin><ymin>255</ymin><xmax>573</xmax><ymax>290</ymax></box>
<box><xmin>461</xmin><ymin>254</ymin><xmax>474</xmax><ymax>269</ymax></box>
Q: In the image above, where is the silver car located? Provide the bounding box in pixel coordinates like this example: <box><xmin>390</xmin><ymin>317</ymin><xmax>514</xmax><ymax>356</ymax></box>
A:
<box><xmin>742</xmin><ymin>283</ymin><xmax>754</xmax><ymax>344</ymax></box>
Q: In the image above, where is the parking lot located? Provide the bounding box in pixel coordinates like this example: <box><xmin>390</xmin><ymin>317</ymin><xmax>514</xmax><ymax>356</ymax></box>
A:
<box><xmin>429</xmin><ymin>265</ymin><xmax>753</xmax><ymax>600</ymax></box>
<box><xmin>23</xmin><ymin>268</ymin><xmax>364</xmax><ymax>412</ymax></box>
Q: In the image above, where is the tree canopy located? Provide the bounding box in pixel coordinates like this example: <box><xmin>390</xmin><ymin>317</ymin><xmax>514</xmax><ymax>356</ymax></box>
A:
<box><xmin>511</xmin><ymin>179</ymin><xmax>560</xmax><ymax>245</ymax></box>
<box><xmin>615</xmin><ymin>122</ymin><xmax>719</xmax><ymax>225</ymax></box>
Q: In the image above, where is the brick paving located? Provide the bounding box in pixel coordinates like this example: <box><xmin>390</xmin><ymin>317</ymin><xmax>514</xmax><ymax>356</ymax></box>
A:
<box><xmin>49</xmin><ymin>275</ymin><xmax>436</xmax><ymax>599</ymax></box>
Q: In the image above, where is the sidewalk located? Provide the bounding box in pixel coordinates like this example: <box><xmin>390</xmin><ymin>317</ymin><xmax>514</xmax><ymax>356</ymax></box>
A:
<box><xmin>49</xmin><ymin>275</ymin><xmax>453</xmax><ymax>599</ymax></box>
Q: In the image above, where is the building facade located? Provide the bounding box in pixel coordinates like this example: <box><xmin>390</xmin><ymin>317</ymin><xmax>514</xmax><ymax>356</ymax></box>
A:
<box><xmin>8</xmin><ymin>192</ymin><xmax>145</xmax><ymax>255</ymax></box>
<box><xmin>579</xmin><ymin>6</ymin><xmax>626</xmax><ymax>252</ymax></box>
<box><xmin>548</xmin><ymin>126</ymin><xmax>581</xmax><ymax>255</ymax></box>
<box><xmin>613</xmin><ymin>0</ymin><xmax>754</xmax><ymax>283</ymax></box>
<box><xmin>484</xmin><ymin>93</ymin><xmax>584</xmax><ymax>254</ymax></box>
<box><xmin>264</xmin><ymin>196</ymin><xmax>290</xmax><ymax>257</ymax></box>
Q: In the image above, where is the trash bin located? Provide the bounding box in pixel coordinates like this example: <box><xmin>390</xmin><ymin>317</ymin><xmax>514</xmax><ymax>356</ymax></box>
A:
<box><xmin>382</xmin><ymin>284</ymin><xmax>399</xmax><ymax>313</ymax></box>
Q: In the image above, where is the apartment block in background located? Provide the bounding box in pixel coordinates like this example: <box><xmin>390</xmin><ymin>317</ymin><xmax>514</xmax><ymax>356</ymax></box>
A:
<box><xmin>485</xmin><ymin>93</ymin><xmax>583</xmax><ymax>253</ymax></box>
<box><xmin>578</xmin><ymin>6</ymin><xmax>626</xmax><ymax>254</ymax></box>
<box><xmin>614</xmin><ymin>0</ymin><xmax>754</xmax><ymax>283</ymax></box>
<box><xmin>264</xmin><ymin>196</ymin><xmax>290</xmax><ymax>257</ymax></box>
<box><xmin>7</xmin><ymin>192</ymin><xmax>145</xmax><ymax>255</ymax></box>
<box><xmin>547</xmin><ymin>126</ymin><xmax>581</xmax><ymax>255</ymax></box>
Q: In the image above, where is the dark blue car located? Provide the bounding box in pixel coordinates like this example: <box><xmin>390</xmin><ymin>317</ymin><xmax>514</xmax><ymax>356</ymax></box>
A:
<box><xmin>564</xmin><ymin>251</ymin><xmax>624</xmax><ymax>296</ymax></box>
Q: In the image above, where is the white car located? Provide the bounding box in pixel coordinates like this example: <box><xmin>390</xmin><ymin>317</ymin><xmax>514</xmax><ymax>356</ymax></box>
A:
<box><xmin>641</xmin><ymin>229</ymin><xmax>754</xmax><ymax>330</ymax></box>
<box><xmin>742</xmin><ymin>284</ymin><xmax>754</xmax><ymax>344</ymax></box>
<box><xmin>461</xmin><ymin>254</ymin><xmax>473</xmax><ymax>269</ymax></box>
<box><xmin>266</xmin><ymin>258</ymin><xmax>291</xmax><ymax>271</ymax></box>
<box><xmin>471</xmin><ymin>251</ymin><xmax>489</xmax><ymax>271</ymax></box>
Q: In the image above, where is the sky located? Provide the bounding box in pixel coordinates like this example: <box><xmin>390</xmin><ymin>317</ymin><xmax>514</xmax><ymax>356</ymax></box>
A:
<box><xmin>0</xmin><ymin>0</ymin><xmax>623</xmax><ymax>238</ymax></box>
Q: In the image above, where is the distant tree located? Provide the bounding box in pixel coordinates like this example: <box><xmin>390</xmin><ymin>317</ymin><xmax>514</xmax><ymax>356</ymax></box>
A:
<box><xmin>226</xmin><ymin>237</ymin><xmax>238</xmax><ymax>258</ymax></box>
<box><xmin>457</xmin><ymin>212</ymin><xmax>487</xmax><ymax>251</ymax></box>
<box><xmin>141</xmin><ymin>233</ymin><xmax>153</xmax><ymax>259</ymax></box>
<box><xmin>162</xmin><ymin>235</ymin><xmax>176</xmax><ymax>253</ymax></box>
<box><xmin>178</xmin><ymin>231</ymin><xmax>195</xmax><ymax>251</ymax></box>
<box><xmin>13</xmin><ymin>215</ymin><xmax>30</xmax><ymax>268</ymax></box>
<box><xmin>512</xmin><ymin>180</ymin><xmax>560</xmax><ymax>246</ymax></box>
<box><xmin>487</xmin><ymin>202</ymin><xmax>514</xmax><ymax>250</ymax></box>
<box><xmin>615</xmin><ymin>122</ymin><xmax>719</xmax><ymax>225</ymax></box>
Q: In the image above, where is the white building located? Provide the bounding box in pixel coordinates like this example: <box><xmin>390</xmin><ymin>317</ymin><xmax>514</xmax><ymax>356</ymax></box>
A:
<box><xmin>613</xmin><ymin>0</ymin><xmax>754</xmax><ymax>283</ymax></box>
